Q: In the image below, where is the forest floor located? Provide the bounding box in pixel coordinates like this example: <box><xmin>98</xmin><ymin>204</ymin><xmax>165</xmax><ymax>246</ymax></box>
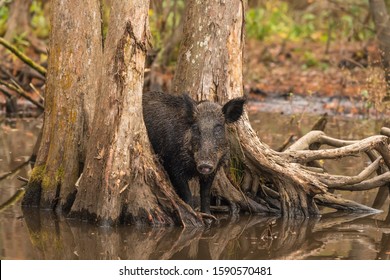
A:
<box><xmin>1</xmin><ymin>38</ymin><xmax>389</xmax><ymax>118</ymax></box>
<box><xmin>243</xmin><ymin>39</ymin><xmax>388</xmax><ymax>117</ymax></box>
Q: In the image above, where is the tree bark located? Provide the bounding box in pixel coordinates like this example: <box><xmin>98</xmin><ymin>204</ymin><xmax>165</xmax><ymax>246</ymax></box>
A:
<box><xmin>173</xmin><ymin>0</ymin><xmax>244</xmax><ymax>103</ymax></box>
<box><xmin>22</xmin><ymin>0</ymin><xmax>102</xmax><ymax>212</ymax></box>
<box><xmin>370</xmin><ymin>0</ymin><xmax>390</xmax><ymax>101</ymax></box>
<box><xmin>69</xmin><ymin>0</ymin><xmax>201</xmax><ymax>227</ymax></box>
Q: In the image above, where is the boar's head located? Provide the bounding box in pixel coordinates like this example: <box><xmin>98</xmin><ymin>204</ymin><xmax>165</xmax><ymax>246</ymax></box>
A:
<box><xmin>183</xmin><ymin>95</ymin><xmax>246</xmax><ymax>176</ymax></box>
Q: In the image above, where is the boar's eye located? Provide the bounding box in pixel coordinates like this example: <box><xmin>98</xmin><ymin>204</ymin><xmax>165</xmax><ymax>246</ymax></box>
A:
<box><xmin>214</xmin><ymin>124</ymin><xmax>224</xmax><ymax>136</ymax></box>
<box><xmin>191</xmin><ymin>124</ymin><xmax>200</xmax><ymax>135</ymax></box>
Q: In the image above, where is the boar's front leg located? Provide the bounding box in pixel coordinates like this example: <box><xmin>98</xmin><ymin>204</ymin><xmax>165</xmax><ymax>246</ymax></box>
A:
<box><xmin>169</xmin><ymin>173</ymin><xmax>193</xmax><ymax>207</ymax></box>
<box><xmin>199</xmin><ymin>174</ymin><xmax>215</xmax><ymax>214</ymax></box>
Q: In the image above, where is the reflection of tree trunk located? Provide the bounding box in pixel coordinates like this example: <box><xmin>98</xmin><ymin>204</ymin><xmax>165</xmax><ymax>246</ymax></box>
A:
<box><xmin>19</xmin><ymin>208</ymin><xmax>390</xmax><ymax>259</ymax></box>
<box><xmin>377</xmin><ymin>233</ymin><xmax>390</xmax><ymax>260</ymax></box>
<box><xmin>370</xmin><ymin>0</ymin><xmax>390</xmax><ymax>100</ymax></box>
<box><xmin>23</xmin><ymin>209</ymin><xmax>78</xmax><ymax>259</ymax></box>
<box><xmin>154</xmin><ymin>228</ymin><xmax>203</xmax><ymax>259</ymax></box>
<box><xmin>271</xmin><ymin>218</ymin><xmax>321</xmax><ymax>259</ymax></box>
<box><xmin>207</xmin><ymin>216</ymin><xmax>273</xmax><ymax>259</ymax></box>
<box><xmin>22</xmin><ymin>208</ymin><xmax>203</xmax><ymax>259</ymax></box>
<box><xmin>4</xmin><ymin>0</ymin><xmax>32</xmax><ymax>41</ymax></box>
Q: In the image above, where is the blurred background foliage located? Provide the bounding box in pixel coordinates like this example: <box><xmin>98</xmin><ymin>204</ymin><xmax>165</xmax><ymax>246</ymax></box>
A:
<box><xmin>246</xmin><ymin>0</ymin><xmax>375</xmax><ymax>43</ymax></box>
<box><xmin>0</xmin><ymin>0</ymin><xmax>383</xmax><ymax>65</ymax></box>
<box><xmin>0</xmin><ymin>0</ymin><xmax>389</xmax><ymax>114</ymax></box>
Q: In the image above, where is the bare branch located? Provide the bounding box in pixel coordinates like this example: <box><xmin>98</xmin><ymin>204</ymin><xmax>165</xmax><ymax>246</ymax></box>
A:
<box><xmin>0</xmin><ymin>37</ymin><xmax>47</xmax><ymax>76</ymax></box>
<box><xmin>0</xmin><ymin>80</ymin><xmax>44</xmax><ymax>110</ymax></box>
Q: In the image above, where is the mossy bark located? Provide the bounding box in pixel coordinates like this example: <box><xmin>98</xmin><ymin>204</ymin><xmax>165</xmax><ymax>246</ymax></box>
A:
<box><xmin>69</xmin><ymin>0</ymin><xmax>202</xmax><ymax>227</ymax></box>
<box><xmin>22</xmin><ymin>0</ymin><xmax>102</xmax><ymax>212</ymax></box>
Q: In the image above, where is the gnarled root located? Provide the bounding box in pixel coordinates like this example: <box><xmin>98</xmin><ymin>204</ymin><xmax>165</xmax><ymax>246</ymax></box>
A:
<box><xmin>212</xmin><ymin>114</ymin><xmax>389</xmax><ymax>218</ymax></box>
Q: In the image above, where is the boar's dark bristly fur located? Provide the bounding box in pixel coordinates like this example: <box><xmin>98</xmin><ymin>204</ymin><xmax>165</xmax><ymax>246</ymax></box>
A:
<box><xmin>142</xmin><ymin>91</ymin><xmax>246</xmax><ymax>214</ymax></box>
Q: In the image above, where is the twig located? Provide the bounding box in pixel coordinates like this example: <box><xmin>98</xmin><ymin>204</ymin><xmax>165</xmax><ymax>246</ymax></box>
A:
<box><xmin>0</xmin><ymin>80</ymin><xmax>44</xmax><ymax>110</ymax></box>
<box><xmin>276</xmin><ymin>134</ymin><xmax>295</xmax><ymax>152</ymax></box>
<box><xmin>0</xmin><ymin>186</ymin><xmax>26</xmax><ymax>213</ymax></box>
<box><xmin>17</xmin><ymin>176</ymin><xmax>29</xmax><ymax>183</ymax></box>
<box><xmin>0</xmin><ymin>37</ymin><xmax>47</xmax><ymax>76</ymax></box>
<box><xmin>30</xmin><ymin>83</ymin><xmax>44</xmax><ymax>101</ymax></box>
<box><xmin>0</xmin><ymin>160</ymin><xmax>30</xmax><ymax>181</ymax></box>
<box><xmin>285</xmin><ymin>130</ymin><xmax>358</xmax><ymax>152</ymax></box>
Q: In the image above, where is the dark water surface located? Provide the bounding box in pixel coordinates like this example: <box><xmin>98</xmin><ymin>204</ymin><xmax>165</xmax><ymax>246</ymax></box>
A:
<box><xmin>0</xmin><ymin>111</ymin><xmax>389</xmax><ymax>260</ymax></box>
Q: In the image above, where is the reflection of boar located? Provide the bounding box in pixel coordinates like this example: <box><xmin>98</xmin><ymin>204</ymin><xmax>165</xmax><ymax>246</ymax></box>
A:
<box><xmin>143</xmin><ymin>91</ymin><xmax>246</xmax><ymax>214</ymax></box>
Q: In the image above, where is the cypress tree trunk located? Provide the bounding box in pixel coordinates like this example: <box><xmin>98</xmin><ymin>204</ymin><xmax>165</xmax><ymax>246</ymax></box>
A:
<box><xmin>69</xmin><ymin>0</ymin><xmax>201</xmax><ymax>227</ymax></box>
<box><xmin>173</xmin><ymin>0</ymin><xmax>244</xmax><ymax>103</ymax></box>
<box><xmin>22</xmin><ymin>0</ymin><xmax>102</xmax><ymax>212</ymax></box>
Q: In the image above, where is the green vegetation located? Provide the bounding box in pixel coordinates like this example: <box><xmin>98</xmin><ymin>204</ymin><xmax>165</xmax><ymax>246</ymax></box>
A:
<box><xmin>246</xmin><ymin>0</ymin><xmax>375</xmax><ymax>43</ymax></box>
<box><xmin>149</xmin><ymin>0</ymin><xmax>185</xmax><ymax>67</ymax></box>
<box><xmin>0</xmin><ymin>1</ymin><xmax>379</xmax><ymax>45</ymax></box>
<box><xmin>0</xmin><ymin>1</ymin><xmax>10</xmax><ymax>36</ymax></box>
<box><xmin>30</xmin><ymin>0</ymin><xmax>49</xmax><ymax>38</ymax></box>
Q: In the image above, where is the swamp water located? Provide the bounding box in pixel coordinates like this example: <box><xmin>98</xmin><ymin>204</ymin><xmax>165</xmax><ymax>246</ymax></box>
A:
<box><xmin>0</xmin><ymin>108</ymin><xmax>389</xmax><ymax>260</ymax></box>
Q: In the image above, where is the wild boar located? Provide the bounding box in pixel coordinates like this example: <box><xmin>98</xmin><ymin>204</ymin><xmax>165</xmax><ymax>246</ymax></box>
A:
<box><xmin>143</xmin><ymin>91</ymin><xmax>245</xmax><ymax>214</ymax></box>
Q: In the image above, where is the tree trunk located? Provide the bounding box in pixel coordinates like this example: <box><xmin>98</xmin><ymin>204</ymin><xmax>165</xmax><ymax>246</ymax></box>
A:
<box><xmin>4</xmin><ymin>0</ymin><xmax>32</xmax><ymax>41</ymax></box>
<box><xmin>173</xmin><ymin>0</ymin><xmax>244</xmax><ymax>103</ymax></box>
<box><xmin>69</xmin><ymin>0</ymin><xmax>201</xmax><ymax>227</ymax></box>
<box><xmin>22</xmin><ymin>0</ymin><xmax>102</xmax><ymax>212</ymax></box>
<box><xmin>370</xmin><ymin>0</ymin><xmax>390</xmax><ymax>101</ymax></box>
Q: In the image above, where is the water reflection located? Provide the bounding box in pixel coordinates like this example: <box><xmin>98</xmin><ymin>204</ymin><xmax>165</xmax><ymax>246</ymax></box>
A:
<box><xmin>1</xmin><ymin>116</ymin><xmax>390</xmax><ymax>260</ymax></box>
<box><xmin>1</xmin><ymin>209</ymin><xmax>389</xmax><ymax>260</ymax></box>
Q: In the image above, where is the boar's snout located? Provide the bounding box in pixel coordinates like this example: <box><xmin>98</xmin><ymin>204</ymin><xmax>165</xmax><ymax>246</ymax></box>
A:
<box><xmin>197</xmin><ymin>162</ymin><xmax>214</xmax><ymax>175</ymax></box>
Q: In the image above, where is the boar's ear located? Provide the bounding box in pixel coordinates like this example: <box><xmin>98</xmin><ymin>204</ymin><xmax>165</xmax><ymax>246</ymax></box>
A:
<box><xmin>222</xmin><ymin>97</ymin><xmax>246</xmax><ymax>123</ymax></box>
<box><xmin>183</xmin><ymin>93</ymin><xmax>197</xmax><ymax>122</ymax></box>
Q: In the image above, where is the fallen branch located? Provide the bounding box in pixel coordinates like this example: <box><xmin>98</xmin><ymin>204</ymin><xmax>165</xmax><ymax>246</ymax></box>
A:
<box><xmin>0</xmin><ymin>37</ymin><xmax>47</xmax><ymax>76</ymax></box>
<box><xmin>0</xmin><ymin>160</ymin><xmax>30</xmax><ymax>181</ymax></box>
<box><xmin>0</xmin><ymin>186</ymin><xmax>26</xmax><ymax>213</ymax></box>
<box><xmin>0</xmin><ymin>80</ymin><xmax>44</xmax><ymax>110</ymax></box>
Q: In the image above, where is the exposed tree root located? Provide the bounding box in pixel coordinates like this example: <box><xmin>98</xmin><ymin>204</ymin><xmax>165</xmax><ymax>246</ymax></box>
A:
<box><xmin>210</xmin><ymin>114</ymin><xmax>390</xmax><ymax>218</ymax></box>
